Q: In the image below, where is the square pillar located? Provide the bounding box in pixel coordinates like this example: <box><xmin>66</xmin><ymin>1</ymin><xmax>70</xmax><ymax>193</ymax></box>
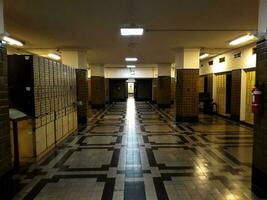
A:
<box><xmin>252</xmin><ymin>39</ymin><xmax>267</xmax><ymax>198</ymax></box>
<box><xmin>0</xmin><ymin>2</ymin><xmax>13</xmax><ymax>198</ymax></box>
<box><xmin>252</xmin><ymin>2</ymin><xmax>267</xmax><ymax>197</ymax></box>
<box><xmin>91</xmin><ymin>65</ymin><xmax>105</xmax><ymax>108</ymax></box>
<box><xmin>76</xmin><ymin>69</ymin><xmax>89</xmax><ymax>127</ymax></box>
<box><xmin>0</xmin><ymin>44</ymin><xmax>12</xmax><ymax>200</ymax></box>
<box><xmin>157</xmin><ymin>64</ymin><xmax>171</xmax><ymax>107</ymax></box>
<box><xmin>62</xmin><ymin>51</ymin><xmax>88</xmax><ymax>127</ymax></box>
<box><xmin>175</xmin><ymin>49</ymin><xmax>200</xmax><ymax>122</ymax></box>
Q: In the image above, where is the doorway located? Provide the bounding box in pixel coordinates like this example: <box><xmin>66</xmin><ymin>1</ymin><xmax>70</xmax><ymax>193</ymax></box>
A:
<box><xmin>128</xmin><ymin>82</ymin><xmax>134</xmax><ymax>96</ymax></box>
<box><xmin>109</xmin><ymin>79</ymin><xmax>127</xmax><ymax>102</ymax></box>
<box><xmin>135</xmin><ymin>79</ymin><xmax>152</xmax><ymax>101</ymax></box>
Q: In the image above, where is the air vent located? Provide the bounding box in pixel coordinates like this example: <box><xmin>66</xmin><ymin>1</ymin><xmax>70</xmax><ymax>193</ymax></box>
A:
<box><xmin>234</xmin><ymin>52</ymin><xmax>241</xmax><ymax>58</ymax></box>
<box><xmin>219</xmin><ymin>57</ymin><xmax>225</xmax><ymax>63</ymax></box>
<box><xmin>208</xmin><ymin>61</ymin><xmax>213</xmax><ymax>66</ymax></box>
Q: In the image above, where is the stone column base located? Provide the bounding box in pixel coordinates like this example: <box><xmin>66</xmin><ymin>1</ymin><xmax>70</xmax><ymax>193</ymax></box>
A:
<box><xmin>76</xmin><ymin>69</ymin><xmax>89</xmax><ymax>126</ymax></box>
<box><xmin>252</xmin><ymin>166</ymin><xmax>267</xmax><ymax>198</ymax></box>
<box><xmin>252</xmin><ymin>39</ymin><xmax>267</xmax><ymax>199</ymax></box>
<box><xmin>0</xmin><ymin>171</ymin><xmax>13</xmax><ymax>199</ymax></box>
<box><xmin>175</xmin><ymin>69</ymin><xmax>199</xmax><ymax>122</ymax></box>
<box><xmin>91</xmin><ymin>76</ymin><xmax>106</xmax><ymax>107</ymax></box>
<box><xmin>157</xmin><ymin>76</ymin><xmax>171</xmax><ymax>107</ymax></box>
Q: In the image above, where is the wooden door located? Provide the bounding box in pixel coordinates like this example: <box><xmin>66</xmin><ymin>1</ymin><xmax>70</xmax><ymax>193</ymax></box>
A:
<box><xmin>245</xmin><ymin>71</ymin><xmax>256</xmax><ymax>124</ymax></box>
<box><xmin>215</xmin><ymin>74</ymin><xmax>227</xmax><ymax>115</ymax></box>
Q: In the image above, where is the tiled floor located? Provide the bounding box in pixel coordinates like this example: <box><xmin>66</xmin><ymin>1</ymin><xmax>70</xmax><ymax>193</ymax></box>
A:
<box><xmin>12</xmin><ymin>97</ymin><xmax>265</xmax><ymax>200</ymax></box>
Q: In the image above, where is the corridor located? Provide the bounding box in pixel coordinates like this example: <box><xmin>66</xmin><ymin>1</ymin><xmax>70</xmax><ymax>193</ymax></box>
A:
<box><xmin>12</xmin><ymin>98</ymin><xmax>257</xmax><ymax>200</ymax></box>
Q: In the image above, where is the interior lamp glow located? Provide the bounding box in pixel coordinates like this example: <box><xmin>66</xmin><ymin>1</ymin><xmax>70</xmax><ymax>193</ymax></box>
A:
<box><xmin>125</xmin><ymin>57</ymin><xmax>138</xmax><ymax>62</ymax></box>
<box><xmin>120</xmin><ymin>28</ymin><xmax>144</xmax><ymax>36</ymax></box>
<box><xmin>2</xmin><ymin>36</ymin><xmax>23</xmax><ymax>46</ymax></box>
<box><xmin>200</xmin><ymin>53</ymin><xmax>209</xmax><ymax>60</ymax></box>
<box><xmin>127</xmin><ymin>65</ymin><xmax>136</xmax><ymax>68</ymax></box>
<box><xmin>48</xmin><ymin>53</ymin><xmax>61</xmax><ymax>60</ymax></box>
<box><xmin>229</xmin><ymin>34</ymin><xmax>255</xmax><ymax>46</ymax></box>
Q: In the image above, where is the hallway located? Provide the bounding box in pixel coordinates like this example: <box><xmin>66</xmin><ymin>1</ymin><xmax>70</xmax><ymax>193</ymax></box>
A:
<box><xmin>12</xmin><ymin>98</ymin><xmax>258</xmax><ymax>200</ymax></box>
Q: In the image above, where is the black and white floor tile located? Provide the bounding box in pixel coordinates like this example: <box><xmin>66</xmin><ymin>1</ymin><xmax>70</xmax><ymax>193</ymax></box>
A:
<box><xmin>12</xmin><ymin>97</ymin><xmax>264</xmax><ymax>200</ymax></box>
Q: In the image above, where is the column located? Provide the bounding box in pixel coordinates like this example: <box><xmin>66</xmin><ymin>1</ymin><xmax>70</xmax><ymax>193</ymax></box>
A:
<box><xmin>175</xmin><ymin>48</ymin><xmax>200</xmax><ymax>122</ymax></box>
<box><xmin>91</xmin><ymin>65</ymin><xmax>106</xmax><ymax>107</ymax></box>
<box><xmin>252</xmin><ymin>0</ymin><xmax>267</xmax><ymax>197</ymax></box>
<box><xmin>157</xmin><ymin>63</ymin><xmax>171</xmax><ymax>107</ymax></box>
<box><xmin>62</xmin><ymin>51</ymin><xmax>88</xmax><ymax>69</ymax></box>
<box><xmin>62</xmin><ymin>51</ymin><xmax>88</xmax><ymax>127</ymax></box>
<box><xmin>0</xmin><ymin>1</ymin><xmax>12</xmax><ymax>199</ymax></box>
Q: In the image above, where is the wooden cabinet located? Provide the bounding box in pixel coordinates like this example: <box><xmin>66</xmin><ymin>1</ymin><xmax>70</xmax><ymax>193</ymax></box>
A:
<box><xmin>8</xmin><ymin>55</ymin><xmax>78</xmax><ymax>161</ymax></box>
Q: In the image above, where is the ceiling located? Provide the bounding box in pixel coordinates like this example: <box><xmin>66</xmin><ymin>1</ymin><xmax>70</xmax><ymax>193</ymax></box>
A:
<box><xmin>4</xmin><ymin>0</ymin><xmax>259</xmax><ymax>66</ymax></box>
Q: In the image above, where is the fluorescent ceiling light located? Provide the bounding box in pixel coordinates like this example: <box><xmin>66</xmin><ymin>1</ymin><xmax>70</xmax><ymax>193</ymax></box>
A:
<box><xmin>48</xmin><ymin>53</ymin><xmax>61</xmax><ymax>60</ymax></box>
<box><xmin>120</xmin><ymin>28</ymin><xmax>144</xmax><ymax>36</ymax></box>
<box><xmin>125</xmin><ymin>57</ymin><xmax>138</xmax><ymax>62</ymax></box>
<box><xmin>127</xmin><ymin>65</ymin><xmax>136</xmax><ymax>68</ymax></box>
<box><xmin>229</xmin><ymin>34</ymin><xmax>255</xmax><ymax>46</ymax></box>
<box><xmin>2</xmin><ymin>36</ymin><xmax>23</xmax><ymax>46</ymax></box>
<box><xmin>200</xmin><ymin>53</ymin><xmax>209</xmax><ymax>60</ymax></box>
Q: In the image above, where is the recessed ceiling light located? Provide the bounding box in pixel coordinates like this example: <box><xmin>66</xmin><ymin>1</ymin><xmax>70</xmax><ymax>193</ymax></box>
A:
<box><xmin>200</xmin><ymin>53</ymin><xmax>209</xmax><ymax>60</ymax></box>
<box><xmin>120</xmin><ymin>28</ymin><xmax>144</xmax><ymax>36</ymax></box>
<box><xmin>229</xmin><ymin>34</ymin><xmax>255</xmax><ymax>46</ymax></box>
<box><xmin>125</xmin><ymin>57</ymin><xmax>138</xmax><ymax>62</ymax></box>
<box><xmin>48</xmin><ymin>53</ymin><xmax>61</xmax><ymax>60</ymax></box>
<box><xmin>2</xmin><ymin>36</ymin><xmax>23</xmax><ymax>46</ymax></box>
<box><xmin>127</xmin><ymin>65</ymin><xmax>136</xmax><ymax>68</ymax></box>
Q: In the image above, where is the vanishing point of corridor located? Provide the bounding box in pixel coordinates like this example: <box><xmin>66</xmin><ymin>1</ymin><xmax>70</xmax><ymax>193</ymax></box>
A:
<box><xmin>13</xmin><ymin>98</ymin><xmax>257</xmax><ymax>200</ymax></box>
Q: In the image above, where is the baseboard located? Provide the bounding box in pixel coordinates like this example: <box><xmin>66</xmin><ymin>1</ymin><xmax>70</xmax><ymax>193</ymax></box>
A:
<box><xmin>213</xmin><ymin>113</ymin><xmax>254</xmax><ymax>128</ymax></box>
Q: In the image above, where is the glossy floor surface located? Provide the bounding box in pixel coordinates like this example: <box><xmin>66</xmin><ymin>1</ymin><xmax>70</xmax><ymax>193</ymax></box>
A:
<box><xmin>13</xmin><ymin>98</ymin><xmax>264</xmax><ymax>200</ymax></box>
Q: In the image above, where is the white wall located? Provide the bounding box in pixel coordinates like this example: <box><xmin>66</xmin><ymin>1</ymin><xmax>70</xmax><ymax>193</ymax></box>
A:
<box><xmin>171</xmin><ymin>65</ymin><xmax>175</xmax><ymax>78</ymax></box>
<box><xmin>104</xmin><ymin>67</ymin><xmax>157</xmax><ymax>79</ymax></box>
<box><xmin>62</xmin><ymin>51</ymin><xmax>88</xmax><ymax>69</ymax></box>
<box><xmin>91</xmin><ymin>65</ymin><xmax>104</xmax><ymax>76</ymax></box>
<box><xmin>175</xmin><ymin>49</ymin><xmax>200</xmax><ymax>69</ymax></box>
<box><xmin>158</xmin><ymin>64</ymin><xmax>171</xmax><ymax>76</ymax></box>
<box><xmin>0</xmin><ymin>0</ymin><xmax>4</xmax><ymax>34</ymax></box>
<box><xmin>200</xmin><ymin>44</ymin><xmax>256</xmax><ymax>76</ymax></box>
<box><xmin>259</xmin><ymin>0</ymin><xmax>267</xmax><ymax>33</ymax></box>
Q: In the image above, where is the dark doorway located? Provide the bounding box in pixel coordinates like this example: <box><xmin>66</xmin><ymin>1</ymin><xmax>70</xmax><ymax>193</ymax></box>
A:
<box><xmin>226</xmin><ymin>73</ymin><xmax>232</xmax><ymax>114</ymax></box>
<box><xmin>135</xmin><ymin>79</ymin><xmax>152</xmax><ymax>101</ymax></box>
<box><xmin>109</xmin><ymin>79</ymin><xmax>127</xmax><ymax>102</ymax></box>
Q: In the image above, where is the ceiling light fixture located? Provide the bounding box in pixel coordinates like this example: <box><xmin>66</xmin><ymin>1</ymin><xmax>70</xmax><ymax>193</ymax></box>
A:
<box><xmin>125</xmin><ymin>57</ymin><xmax>138</xmax><ymax>62</ymax></box>
<box><xmin>48</xmin><ymin>53</ymin><xmax>61</xmax><ymax>60</ymax></box>
<box><xmin>200</xmin><ymin>53</ymin><xmax>209</xmax><ymax>60</ymax></box>
<box><xmin>229</xmin><ymin>34</ymin><xmax>255</xmax><ymax>46</ymax></box>
<box><xmin>2</xmin><ymin>36</ymin><xmax>24</xmax><ymax>46</ymax></box>
<box><xmin>127</xmin><ymin>65</ymin><xmax>136</xmax><ymax>68</ymax></box>
<box><xmin>120</xmin><ymin>28</ymin><xmax>144</xmax><ymax>36</ymax></box>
